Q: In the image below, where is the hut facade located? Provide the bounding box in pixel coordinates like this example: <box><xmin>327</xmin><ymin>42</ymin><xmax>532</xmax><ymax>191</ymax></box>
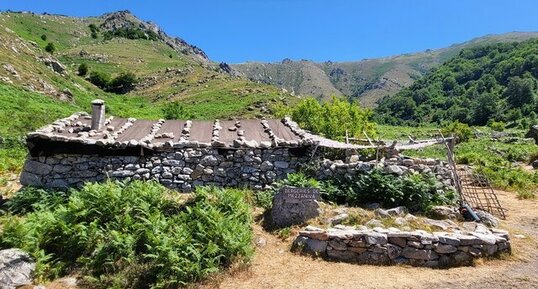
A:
<box><xmin>20</xmin><ymin>100</ymin><xmax>316</xmax><ymax>191</ymax></box>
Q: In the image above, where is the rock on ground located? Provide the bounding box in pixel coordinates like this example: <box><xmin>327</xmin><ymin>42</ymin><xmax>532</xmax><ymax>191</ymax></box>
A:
<box><xmin>0</xmin><ymin>249</ymin><xmax>35</xmax><ymax>289</ymax></box>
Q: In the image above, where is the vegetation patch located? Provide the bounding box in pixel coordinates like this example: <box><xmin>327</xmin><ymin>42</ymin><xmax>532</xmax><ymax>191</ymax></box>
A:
<box><xmin>377</xmin><ymin>39</ymin><xmax>538</xmax><ymax>127</ymax></box>
<box><xmin>259</xmin><ymin>172</ymin><xmax>456</xmax><ymax>213</ymax></box>
<box><xmin>276</xmin><ymin>97</ymin><xmax>376</xmax><ymax>140</ymax></box>
<box><xmin>0</xmin><ymin>181</ymin><xmax>253</xmax><ymax>288</ymax></box>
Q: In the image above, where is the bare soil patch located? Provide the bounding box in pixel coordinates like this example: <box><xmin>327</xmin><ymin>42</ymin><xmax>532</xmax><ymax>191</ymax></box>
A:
<box><xmin>213</xmin><ymin>190</ymin><xmax>538</xmax><ymax>289</ymax></box>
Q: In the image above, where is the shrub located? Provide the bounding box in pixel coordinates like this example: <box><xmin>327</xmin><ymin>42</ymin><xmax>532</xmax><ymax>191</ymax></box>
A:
<box><xmin>277</xmin><ymin>97</ymin><xmax>377</xmax><ymax>141</ymax></box>
<box><xmin>442</xmin><ymin>121</ymin><xmax>472</xmax><ymax>143</ymax></box>
<box><xmin>77</xmin><ymin>63</ymin><xmax>88</xmax><ymax>76</ymax></box>
<box><xmin>326</xmin><ymin>169</ymin><xmax>456</xmax><ymax>212</ymax></box>
<box><xmin>88</xmin><ymin>71</ymin><xmax>110</xmax><ymax>89</ymax></box>
<box><xmin>488</xmin><ymin>120</ymin><xmax>506</xmax><ymax>132</ymax></box>
<box><xmin>107</xmin><ymin>72</ymin><xmax>138</xmax><ymax>94</ymax></box>
<box><xmin>45</xmin><ymin>42</ymin><xmax>55</xmax><ymax>54</ymax></box>
<box><xmin>259</xmin><ymin>171</ymin><xmax>455</xmax><ymax>213</ymax></box>
<box><xmin>0</xmin><ymin>181</ymin><xmax>253</xmax><ymax>288</ymax></box>
<box><xmin>162</xmin><ymin>101</ymin><xmax>194</xmax><ymax>120</ymax></box>
<box><xmin>3</xmin><ymin>187</ymin><xmax>69</xmax><ymax>214</ymax></box>
<box><xmin>102</xmin><ymin>27</ymin><xmax>158</xmax><ymax>41</ymax></box>
<box><xmin>40</xmin><ymin>34</ymin><xmax>47</xmax><ymax>41</ymax></box>
<box><xmin>88</xmin><ymin>24</ymin><xmax>99</xmax><ymax>33</ymax></box>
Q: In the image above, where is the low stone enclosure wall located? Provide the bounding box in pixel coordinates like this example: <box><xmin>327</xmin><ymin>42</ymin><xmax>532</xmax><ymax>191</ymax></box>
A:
<box><xmin>294</xmin><ymin>225</ymin><xmax>511</xmax><ymax>268</ymax></box>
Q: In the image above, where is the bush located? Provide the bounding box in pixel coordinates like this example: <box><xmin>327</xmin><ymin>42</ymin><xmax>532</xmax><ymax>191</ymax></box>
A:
<box><xmin>45</xmin><ymin>42</ymin><xmax>55</xmax><ymax>54</ymax></box>
<box><xmin>259</xmin><ymin>171</ymin><xmax>455</xmax><ymax>213</ymax></box>
<box><xmin>0</xmin><ymin>181</ymin><xmax>253</xmax><ymax>288</ymax></box>
<box><xmin>162</xmin><ymin>101</ymin><xmax>194</xmax><ymax>120</ymax></box>
<box><xmin>107</xmin><ymin>72</ymin><xmax>138</xmax><ymax>94</ymax></box>
<box><xmin>277</xmin><ymin>97</ymin><xmax>377</xmax><ymax>141</ymax></box>
<box><xmin>488</xmin><ymin>120</ymin><xmax>506</xmax><ymax>131</ymax></box>
<box><xmin>442</xmin><ymin>121</ymin><xmax>472</xmax><ymax>143</ymax></box>
<box><xmin>325</xmin><ymin>169</ymin><xmax>456</xmax><ymax>212</ymax></box>
<box><xmin>77</xmin><ymin>63</ymin><xmax>88</xmax><ymax>76</ymax></box>
<box><xmin>102</xmin><ymin>27</ymin><xmax>158</xmax><ymax>41</ymax></box>
<box><xmin>88</xmin><ymin>71</ymin><xmax>110</xmax><ymax>89</ymax></box>
<box><xmin>40</xmin><ymin>34</ymin><xmax>47</xmax><ymax>41</ymax></box>
<box><xmin>3</xmin><ymin>187</ymin><xmax>69</xmax><ymax>214</ymax></box>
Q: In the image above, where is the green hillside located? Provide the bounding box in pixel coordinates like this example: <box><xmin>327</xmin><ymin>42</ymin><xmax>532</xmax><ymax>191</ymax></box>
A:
<box><xmin>0</xmin><ymin>11</ymin><xmax>294</xmax><ymax>136</ymax></box>
<box><xmin>233</xmin><ymin>32</ymin><xmax>538</xmax><ymax>107</ymax></box>
<box><xmin>376</xmin><ymin>38</ymin><xmax>538</xmax><ymax>127</ymax></box>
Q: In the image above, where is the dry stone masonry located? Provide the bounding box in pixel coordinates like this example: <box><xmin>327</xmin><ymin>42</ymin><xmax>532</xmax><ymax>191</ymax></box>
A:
<box><xmin>294</xmin><ymin>224</ymin><xmax>511</xmax><ymax>268</ymax></box>
<box><xmin>21</xmin><ymin>148</ymin><xmax>305</xmax><ymax>191</ymax></box>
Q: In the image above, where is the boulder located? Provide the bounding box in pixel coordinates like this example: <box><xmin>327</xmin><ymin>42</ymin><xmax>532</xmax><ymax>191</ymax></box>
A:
<box><xmin>0</xmin><ymin>249</ymin><xmax>35</xmax><ymax>289</ymax></box>
<box><xmin>428</xmin><ymin>206</ymin><xmax>461</xmax><ymax>220</ymax></box>
<box><xmin>269</xmin><ymin>192</ymin><xmax>321</xmax><ymax>228</ymax></box>
<box><xmin>40</xmin><ymin>57</ymin><xmax>67</xmax><ymax>74</ymax></box>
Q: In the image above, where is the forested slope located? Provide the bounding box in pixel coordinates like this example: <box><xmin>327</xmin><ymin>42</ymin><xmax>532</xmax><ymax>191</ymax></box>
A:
<box><xmin>376</xmin><ymin>39</ymin><xmax>538</xmax><ymax>127</ymax></box>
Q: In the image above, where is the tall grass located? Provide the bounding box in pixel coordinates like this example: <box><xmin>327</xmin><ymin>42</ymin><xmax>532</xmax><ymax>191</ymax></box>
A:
<box><xmin>0</xmin><ymin>181</ymin><xmax>253</xmax><ymax>288</ymax></box>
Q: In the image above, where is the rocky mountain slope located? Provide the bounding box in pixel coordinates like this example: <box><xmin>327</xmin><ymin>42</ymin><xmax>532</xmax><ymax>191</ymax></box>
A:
<box><xmin>233</xmin><ymin>32</ymin><xmax>538</xmax><ymax>107</ymax></box>
<box><xmin>0</xmin><ymin>10</ymin><xmax>294</xmax><ymax>136</ymax></box>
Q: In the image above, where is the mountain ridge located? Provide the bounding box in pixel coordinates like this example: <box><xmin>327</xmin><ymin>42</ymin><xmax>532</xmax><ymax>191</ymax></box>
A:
<box><xmin>232</xmin><ymin>31</ymin><xmax>538</xmax><ymax>107</ymax></box>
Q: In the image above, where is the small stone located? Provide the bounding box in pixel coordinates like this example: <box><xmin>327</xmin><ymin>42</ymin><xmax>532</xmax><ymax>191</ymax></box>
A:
<box><xmin>386</xmin><ymin>165</ymin><xmax>404</xmax><ymax>175</ymax></box>
<box><xmin>274</xmin><ymin>161</ymin><xmax>289</xmax><ymax>169</ymax></box>
<box><xmin>401</xmin><ymin>247</ymin><xmax>437</xmax><ymax>260</ymax></box>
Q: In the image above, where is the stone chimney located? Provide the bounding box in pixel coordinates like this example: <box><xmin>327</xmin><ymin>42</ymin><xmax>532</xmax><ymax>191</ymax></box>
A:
<box><xmin>91</xmin><ymin>99</ymin><xmax>105</xmax><ymax>131</ymax></box>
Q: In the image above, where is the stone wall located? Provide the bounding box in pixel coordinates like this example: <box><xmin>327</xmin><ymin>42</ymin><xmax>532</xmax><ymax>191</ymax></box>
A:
<box><xmin>20</xmin><ymin>147</ymin><xmax>309</xmax><ymax>191</ymax></box>
<box><xmin>294</xmin><ymin>225</ymin><xmax>511</xmax><ymax>268</ymax></box>
<box><xmin>20</xmin><ymin>143</ymin><xmax>458</xmax><ymax>193</ymax></box>
<box><xmin>316</xmin><ymin>157</ymin><xmax>455</xmax><ymax>190</ymax></box>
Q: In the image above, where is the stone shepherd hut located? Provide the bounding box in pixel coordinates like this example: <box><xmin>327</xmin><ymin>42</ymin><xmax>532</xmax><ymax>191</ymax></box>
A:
<box><xmin>21</xmin><ymin>100</ymin><xmax>320</xmax><ymax>191</ymax></box>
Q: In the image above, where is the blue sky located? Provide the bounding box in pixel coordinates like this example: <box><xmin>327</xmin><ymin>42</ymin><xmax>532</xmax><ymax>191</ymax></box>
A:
<box><xmin>2</xmin><ymin>1</ymin><xmax>537</xmax><ymax>63</ymax></box>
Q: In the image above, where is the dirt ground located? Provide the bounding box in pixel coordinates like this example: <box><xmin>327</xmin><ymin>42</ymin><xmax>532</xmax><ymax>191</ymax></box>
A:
<box><xmin>213</xmin><ymin>190</ymin><xmax>538</xmax><ymax>289</ymax></box>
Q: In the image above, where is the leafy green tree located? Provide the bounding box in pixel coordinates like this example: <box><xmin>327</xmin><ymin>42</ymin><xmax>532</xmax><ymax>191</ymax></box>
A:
<box><xmin>376</xmin><ymin>38</ymin><xmax>538</xmax><ymax>127</ymax></box>
<box><xmin>503</xmin><ymin>76</ymin><xmax>536</xmax><ymax>108</ymax></box>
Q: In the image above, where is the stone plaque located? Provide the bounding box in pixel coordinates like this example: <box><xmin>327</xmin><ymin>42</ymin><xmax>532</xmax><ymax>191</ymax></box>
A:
<box><xmin>278</xmin><ymin>187</ymin><xmax>320</xmax><ymax>203</ymax></box>
<box><xmin>270</xmin><ymin>187</ymin><xmax>322</xmax><ymax>228</ymax></box>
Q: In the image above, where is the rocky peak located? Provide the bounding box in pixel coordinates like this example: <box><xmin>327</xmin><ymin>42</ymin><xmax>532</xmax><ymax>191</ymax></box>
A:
<box><xmin>99</xmin><ymin>10</ymin><xmax>209</xmax><ymax>62</ymax></box>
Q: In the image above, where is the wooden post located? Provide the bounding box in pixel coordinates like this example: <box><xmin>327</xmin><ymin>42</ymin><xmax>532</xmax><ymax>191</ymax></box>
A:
<box><xmin>345</xmin><ymin>130</ymin><xmax>349</xmax><ymax>144</ymax></box>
